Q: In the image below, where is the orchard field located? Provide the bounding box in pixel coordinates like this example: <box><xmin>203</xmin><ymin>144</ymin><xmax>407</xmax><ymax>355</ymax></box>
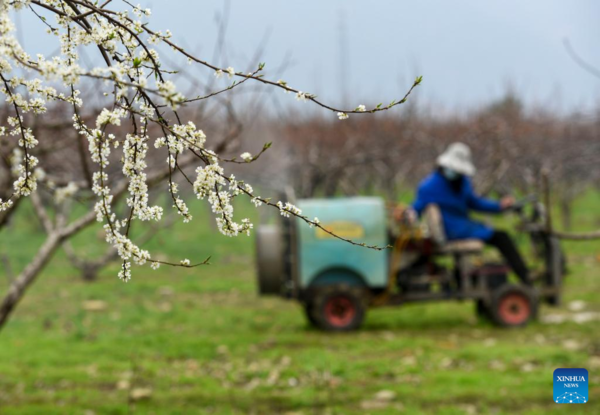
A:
<box><xmin>1</xmin><ymin>194</ymin><xmax>599</xmax><ymax>414</ymax></box>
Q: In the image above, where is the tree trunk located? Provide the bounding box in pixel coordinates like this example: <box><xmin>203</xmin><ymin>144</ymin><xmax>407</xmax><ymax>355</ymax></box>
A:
<box><xmin>0</xmin><ymin>211</ymin><xmax>96</xmax><ymax>331</ymax></box>
<box><xmin>0</xmin><ymin>232</ymin><xmax>62</xmax><ymax>328</ymax></box>
<box><xmin>0</xmin><ymin>155</ymin><xmax>194</xmax><ymax>331</ymax></box>
<box><xmin>560</xmin><ymin>197</ymin><xmax>572</xmax><ymax>231</ymax></box>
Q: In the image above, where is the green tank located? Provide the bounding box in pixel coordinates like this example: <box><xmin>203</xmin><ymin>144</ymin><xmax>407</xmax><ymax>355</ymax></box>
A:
<box><xmin>296</xmin><ymin>197</ymin><xmax>388</xmax><ymax>288</ymax></box>
<box><xmin>255</xmin><ymin>196</ymin><xmax>388</xmax><ymax>297</ymax></box>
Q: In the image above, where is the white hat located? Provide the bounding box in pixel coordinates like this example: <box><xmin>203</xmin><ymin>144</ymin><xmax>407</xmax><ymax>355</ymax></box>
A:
<box><xmin>436</xmin><ymin>142</ymin><xmax>476</xmax><ymax>176</ymax></box>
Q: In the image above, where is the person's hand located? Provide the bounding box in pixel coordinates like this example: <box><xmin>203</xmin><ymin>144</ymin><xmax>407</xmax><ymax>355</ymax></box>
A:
<box><xmin>500</xmin><ymin>196</ymin><xmax>516</xmax><ymax>210</ymax></box>
<box><xmin>392</xmin><ymin>205</ymin><xmax>405</xmax><ymax>223</ymax></box>
<box><xmin>404</xmin><ymin>208</ymin><xmax>417</xmax><ymax>225</ymax></box>
<box><xmin>393</xmin><ymin>205</ymin><xmax>417</xmax><ymax>225</ymax></box>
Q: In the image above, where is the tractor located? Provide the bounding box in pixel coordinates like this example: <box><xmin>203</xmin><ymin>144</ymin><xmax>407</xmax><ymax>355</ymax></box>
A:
<box><xmin>255</xmin><ymin>195</ymin><xmax>565</xmax><ymax>331</ymax></box>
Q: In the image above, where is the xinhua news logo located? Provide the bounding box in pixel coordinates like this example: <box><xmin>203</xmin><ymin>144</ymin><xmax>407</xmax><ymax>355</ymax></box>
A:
<box><xmin>553</xmin><ymin>368</ymin><xmax>588</xmax><ymax>404</ymax></box>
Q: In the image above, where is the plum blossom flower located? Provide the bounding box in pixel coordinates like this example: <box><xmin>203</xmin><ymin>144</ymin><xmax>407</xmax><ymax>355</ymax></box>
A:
<box><xmin>55</xmin><ymin>182</ymin><xmax>78</xmax><ymax>203</ymax></box>
<box><xmin>296</xmin><ymin>91</ymin><xmax>308</xmax><ymax>102</ymax></box>
<box><xmin>276</xmin><ymin>201</ymin><xmax>302</xmax><ymax>218</ymax></box>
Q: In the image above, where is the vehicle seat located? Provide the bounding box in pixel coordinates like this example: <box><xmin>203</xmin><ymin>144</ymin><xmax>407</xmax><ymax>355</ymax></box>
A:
<box><xmin>423</xmin><ymin>204</ymin><xmax>484</xmax><ymax>254</ymax></box>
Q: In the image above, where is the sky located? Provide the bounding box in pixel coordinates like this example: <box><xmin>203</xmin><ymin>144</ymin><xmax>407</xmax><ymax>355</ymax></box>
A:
<box><xmin>15</xmin><ymin>0</ymin><xmax>600</xmax><ymax>115</ymax></box>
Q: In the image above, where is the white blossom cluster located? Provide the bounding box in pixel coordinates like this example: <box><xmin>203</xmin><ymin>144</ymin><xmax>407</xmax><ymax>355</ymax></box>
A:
<box><xmin>0</xmin><ymin>1</ymin><xmax>364</xmax><ymax>280</ymax></box>
<box><xmin>0</xmin><ymin>8</ymin><xmax>49</xmax><ymax>209</ymax></box>
<box><xmin>0</xmin><ymin>1</ymin><xmax>203</xmax><ymax>279</ymax></box>
<box><xmin>54</xmin><ymin>182</ymin><xmax>78</xmax><ymax>204</ymax></box>
<box><xmin>122</xmin><ymin>133</ymin><xmax>163</xmax><ymax>222</ymax></box>
<box><xmin>192</xmin><ymin>163</ymin><xmax>253</xmax><ymax>237</ymax></box>
<box><xmin>214</xmin><ymin>66</ymin><xmax>235</xmax><ymax>79</ymax></box>
<box><xmin>276</xmin><ymin>201</ymin><xmax>302</xmax><ymax>218</ymax></box>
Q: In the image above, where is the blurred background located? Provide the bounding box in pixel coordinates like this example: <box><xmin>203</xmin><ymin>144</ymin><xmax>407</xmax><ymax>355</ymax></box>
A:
<box><xmin>1</xmin><ymin>1</ymin><xmax>600</xmax><ymax>413</ymax></box>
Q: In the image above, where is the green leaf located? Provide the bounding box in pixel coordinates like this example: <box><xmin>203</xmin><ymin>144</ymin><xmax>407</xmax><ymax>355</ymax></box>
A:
<box><xmin>133</xmin><ymin>58</ymin><xmax>142</xmax><ymax>68</ymax></box>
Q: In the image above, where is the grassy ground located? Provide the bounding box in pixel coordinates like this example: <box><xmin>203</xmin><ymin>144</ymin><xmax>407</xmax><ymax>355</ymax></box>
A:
<box><xmin>0</xmin><ymin>194</ymin><xmax>599</xmax><ymax>414</ymax></box>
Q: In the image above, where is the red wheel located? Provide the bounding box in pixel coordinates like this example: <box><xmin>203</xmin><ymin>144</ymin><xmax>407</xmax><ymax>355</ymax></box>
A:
<box><xmin>324</xmin><ymin>295</ymin><xmax>356</xmax><ymax>328</ymax></box>
<box><xmin>498</xmin><ymin>293</ymin><xmax>530</xmax><ymax>325</ymax></box>
<box><xmin>490</xmin><ymin>285</ymin><xmax>537</xmax><ymax>328</ymax></box>
<box><xmin>310</xmin><ymin>284</ymin><xmax>368</xmax><ymax>331</ymax></box>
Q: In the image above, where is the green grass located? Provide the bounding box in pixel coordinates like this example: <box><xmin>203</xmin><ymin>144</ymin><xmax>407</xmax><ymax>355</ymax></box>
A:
<box><xmin>0</xmin><ymin>195</ymin><xmax>599</xmax><ymax>414</ymax></box>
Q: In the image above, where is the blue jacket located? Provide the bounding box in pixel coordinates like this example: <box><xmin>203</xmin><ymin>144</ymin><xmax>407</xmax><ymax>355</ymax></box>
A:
<box><xmin>412</xmin><ymin>171</ymin><xmax>502</xmax><ymax>241</ymax></box>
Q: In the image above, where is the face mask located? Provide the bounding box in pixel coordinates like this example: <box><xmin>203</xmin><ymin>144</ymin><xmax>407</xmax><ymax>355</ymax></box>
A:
<box><xmin>442</xmin><ymin>167</ymin><xmax>461</xmax><ymax>181</ymax></box>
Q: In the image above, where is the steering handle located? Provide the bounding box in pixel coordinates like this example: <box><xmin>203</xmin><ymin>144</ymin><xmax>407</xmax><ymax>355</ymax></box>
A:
<box><xmin>509</xmin><ymin>194</ymin><xmax>537</xmax><ymax>212</ymax></box>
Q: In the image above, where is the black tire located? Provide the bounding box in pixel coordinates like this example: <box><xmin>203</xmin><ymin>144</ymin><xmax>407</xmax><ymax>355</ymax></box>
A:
<box><xmin>303</xmin><ymin>301</ymin><xmax>319</xmax><ymax>327</ymax></box>
<box><xmin>475</xmin><ymin>299</ymin><xmax>492</xmax><ymax>321</ymax></box>
<box><xmin>310</xmin><ymin>284</ymin><xmax>368</xmax><ymax>332</ymax></box>
<box><xmin>490</xmin><ymin>285</ymin><xmax>538</xmax><ymax>328</ymax></box>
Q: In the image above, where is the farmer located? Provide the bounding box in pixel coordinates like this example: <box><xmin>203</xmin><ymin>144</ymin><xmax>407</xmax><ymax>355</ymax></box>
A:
<box><xmin>410</xmin><ymin>142</ymin><xmax>532</xmax><ymax>286</ymax></box>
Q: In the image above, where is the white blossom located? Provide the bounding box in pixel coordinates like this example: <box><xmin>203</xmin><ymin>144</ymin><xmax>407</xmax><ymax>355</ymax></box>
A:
<box><xmin>276</xmin><ymin>201</ymin><xmax>302</xmax><ymax>218</ymax></box>
<box><xmin>296</xmin><ymin>91</ymin><xmax>308</xmax><ymax>102</ymax></box>
<box><xmin>55</xmin><ymin>182</ymin><xmax>78</xmax><ymax>203</ymax></box>
<box><xmin>0</xmin><ymin>0</ymin><xmax>333</xmax><ymax>282</ymax></box>
<box><xmin>118</xmin><ymin>261</ymin><xmax>132</xmax><ymax>282</ymax></box>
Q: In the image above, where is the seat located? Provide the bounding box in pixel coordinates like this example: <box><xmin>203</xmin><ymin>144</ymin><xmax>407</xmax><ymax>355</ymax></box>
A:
<box><xmin>423</xmin><ymin>204</ymin><xmax>484</xmax><ymax>254</ymax></box>
<box><xmin>439</xmin><ymin>239</ymin><xmax>484</xmax><ymax>254</ymax></box>
<box><xmin>422</xmin><ymin>204</ymin><xmax>484</xmax><ymax>293</ymax></box>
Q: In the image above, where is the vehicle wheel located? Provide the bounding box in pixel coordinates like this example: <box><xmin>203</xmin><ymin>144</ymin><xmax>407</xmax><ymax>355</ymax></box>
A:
<box><xmin>311</xmin><ymin>284</ymin><xmax>368</xmax><ymax>332</ymax></box>
<box><xmin>490</xmin><ymin>285</ymin><xmax>538</xmax><ymax>328</ymax></box>
<box><xmin>303</xmin><ymin>301</ymin><xmax>319</xmax><ymax>327</ymax></box>
<box><xmin>475</xmin><ymin>299</ymin><xmax>492</xmax><ymax>321</ymax></box>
